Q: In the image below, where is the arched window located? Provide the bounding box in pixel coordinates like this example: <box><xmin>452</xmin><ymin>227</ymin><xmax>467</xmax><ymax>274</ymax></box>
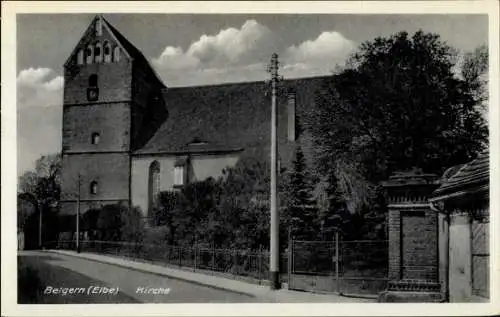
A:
<box><xmin>88</xmin><ymin>74</ymin><xmax>98</xmax><ymax>87</ymax></box>
<box><xmin>94</xmin><ymin>42</ymin><xmax>102</xmax><ymax>63</ymax></box>
<box><xmin>113</xmin><ymin>46</ymin><xmax>121</xmax><ymax>62</ymax></box>
<box><xmin>148</xmin><ymin>161</ymin><xmax>161</xmax><ymax>212</ymax></box>
<box><xmin>85</xmin><ymin>45</ymin><xmax>93</xmax><ymax>64</ymax></box>
<box><xmin>90</xmin><ymin>181</ymin><xmax>98</xmax><ymax>195</ymax></box>
<box><xmin>91</xmin><ymin>132</ymin><xmax>100</xmax><ymax>145</ymax></box>
<box><xmin>103</xmin><ymin>41</ymin><xmax>112</xmax><ymax>63</ymax></box>
<box><xmin>77</xmin><ymin>49</ymin><xmax>84</xmax><ymax>65</ymax></box>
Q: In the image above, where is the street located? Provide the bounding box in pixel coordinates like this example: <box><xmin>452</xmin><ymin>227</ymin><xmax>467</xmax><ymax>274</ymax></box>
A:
<box><xmin>18</xmin><ymin>251</ymin><xmax>260</xmax><ymax>303</ymax></box>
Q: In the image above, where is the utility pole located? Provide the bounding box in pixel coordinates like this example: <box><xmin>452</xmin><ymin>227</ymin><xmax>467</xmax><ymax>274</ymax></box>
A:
<box><xmin>76</xmin><ymin>173</ymin><xmax>81</xmax><ymax>253</ymax></box>
<box><xmin>267</xmin><ymin>53</ymin><xmax>280</xmax><ymax>290</ymax></box>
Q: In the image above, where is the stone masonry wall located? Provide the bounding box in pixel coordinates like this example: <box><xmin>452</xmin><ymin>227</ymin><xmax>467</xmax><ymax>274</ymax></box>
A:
<box><xmin>60</xmin><ymin>153</ymin><xmax>130</xmax><ymax>202</ymax></box>
<box><xmin>62</xmin><ymin>103</ymin><xmax>131</xmax><ymax>152</ymax></box>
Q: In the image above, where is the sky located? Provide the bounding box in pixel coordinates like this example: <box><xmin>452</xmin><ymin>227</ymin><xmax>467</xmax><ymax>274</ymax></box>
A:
<box><xmin>16</xmin><ymin>13</ymin><xmax>488</xmax><ymax>176</ymax></box>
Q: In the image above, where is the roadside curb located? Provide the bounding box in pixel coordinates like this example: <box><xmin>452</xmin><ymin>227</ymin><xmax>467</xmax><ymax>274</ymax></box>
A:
<box><xmin>43</xmin><ymin>250</ymin><xmax>263</xmax><ymax>300</ymax></box>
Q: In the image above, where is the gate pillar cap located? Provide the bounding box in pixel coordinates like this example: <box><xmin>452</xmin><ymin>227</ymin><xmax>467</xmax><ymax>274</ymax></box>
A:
<box><xmin>381</xmin><ymin>168</ymin><xmax>439</xmax><ymax>188</ymax></box>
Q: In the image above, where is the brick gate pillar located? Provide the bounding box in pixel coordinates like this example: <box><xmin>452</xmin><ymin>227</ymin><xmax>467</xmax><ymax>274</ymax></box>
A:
<box><xmin>379</xmin><ymin>170</ymin><xmax>443</xmax><ymax>302</ymax></box>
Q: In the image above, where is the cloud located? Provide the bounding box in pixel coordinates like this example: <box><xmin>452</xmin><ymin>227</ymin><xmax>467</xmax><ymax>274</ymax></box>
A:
<box><xmin>17</xmin><ymin>67</ymin><xmax>63</xmax><ymax>175</ymax></box>
<box><xmin>284</xmin><ymin>31</ymin><xmax>356</xmax><ymax>63</ymax></box>
<box><xmin>187</xmin><ymin>19</ymin><xmax>274</xmax><ymax>66</ymax></box>
<box><xmin>282</xmin><ymin>31</ymin><xmax>356</xmax><ymax>78</ymax></box>
<box><xmin>17</xmin><ymin>67</ymin><xmax>63</xmax><ymax>109</ymax></box>
<box><xmin>152</xmin><ymin>20</ymin><xmax>276</xmax><ymax>85</ymax></box>
<box><xmin>153</xmin><ymin>46</ymin><xmax>200</xmax><ymax>70</ymax></box>
<box><xmin>152</xmin><ymin>25</ymin><xmax>356</xmax><ymax>87</ymax></box>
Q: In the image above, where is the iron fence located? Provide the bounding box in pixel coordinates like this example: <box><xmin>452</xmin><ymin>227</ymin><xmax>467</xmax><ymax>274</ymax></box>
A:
<box><xmin>47</xmin><ymin>236</ymin><xmax>387</xmax><ymax>296</ymax></box>
<box><xmin>288</xmin><ymin>236</ymin><xmax>388</xmax><ymax>296</ymax></box>
<box><xmin>47</xmin><ymin>240</ymin><xmax>288</xmax><ymax>284</ymax></box>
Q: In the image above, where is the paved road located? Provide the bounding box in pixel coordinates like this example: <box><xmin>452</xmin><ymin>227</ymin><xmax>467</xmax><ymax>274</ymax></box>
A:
<box><xmin>18</xmin><ymin>251</ymin><xmax>260</xmax><ymax>303</ymax></box>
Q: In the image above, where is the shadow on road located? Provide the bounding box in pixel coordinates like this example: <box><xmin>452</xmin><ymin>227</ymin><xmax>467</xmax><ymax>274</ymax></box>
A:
<box><xmin>18</xmin><ymin>253</ymin><xmax>140</xmax><ymax>304</ymax></box>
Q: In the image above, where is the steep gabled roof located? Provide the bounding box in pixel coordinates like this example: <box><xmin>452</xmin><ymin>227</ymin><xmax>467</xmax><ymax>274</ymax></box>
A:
<box><xmin>133</xmin><ymin>76</ymin><xmax>327</xmax><ymax>157</ymax></box>
<box><xmin>64</xmin><ymin>15</ymin><xmax>165</xmax><ymax>88</ymax></box>
<box><xmin>432</xmin><ymin>150</ymin><xmax>489</xmax><ymax>200</ymax></box>
<box><xmin>102</xmin><ymin>16</ymin><xmax>166</xmax><ymax>88</ymax></box>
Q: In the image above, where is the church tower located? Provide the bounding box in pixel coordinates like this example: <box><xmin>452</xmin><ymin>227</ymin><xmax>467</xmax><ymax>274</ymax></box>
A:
<box><xmin>60</xmin><ymin>15</ymin><xmax>167</xmax><ymax>218</ymax></box>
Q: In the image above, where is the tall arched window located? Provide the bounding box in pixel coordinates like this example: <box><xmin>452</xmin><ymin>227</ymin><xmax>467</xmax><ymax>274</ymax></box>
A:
<box><xmin>148</xmin><ymin>161</ymin><xmax>161</xmax><ymax>212</ymax></box>
<box><xmin>85</xmin><ymin>45</ymin><xmax>93</xmax><ymax>64</ymax></box>
<box><xmin>94</xmin><ymin>42</ymin><xmax>102</xmax><ymax>63</ymax></box>
<box><xmin>103</xmin><ymin>41</ymin><xmax>112</xmax><ymax>63</ymax></box>
<box><xmin>113</xmin><ymin>46</ymin><xmax>121</xmax><ymax>62</ymax></box>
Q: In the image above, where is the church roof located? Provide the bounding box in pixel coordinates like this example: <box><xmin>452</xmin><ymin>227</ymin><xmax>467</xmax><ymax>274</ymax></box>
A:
<box><xmin>432</xmin><ymin>150</ymin><xmax>489</xmax><ymax>200</ymax></box>
<box><xmin>102</xmin><ymin>17</ymin><xmax>166</xmax><ymax>88</ymax></box>
<box><xmin>133</xmin><ymin>76</ymin><xmax>327</xmax><ymax>157</ymax></box>
<box><xmin>88</xmin><ymin>15</ymin><xmax>328</xmax><ymax>158</ymax></box>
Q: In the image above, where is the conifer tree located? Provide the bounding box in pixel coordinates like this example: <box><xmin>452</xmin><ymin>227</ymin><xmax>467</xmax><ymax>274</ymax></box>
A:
<box><xmin>283</xmin><ymin>145</ymin><xmax>317</xmax><ymax>240</ymax></box>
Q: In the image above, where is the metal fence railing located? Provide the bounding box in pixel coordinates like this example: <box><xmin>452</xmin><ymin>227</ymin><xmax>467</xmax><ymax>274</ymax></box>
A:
<box><xmin>46</xmin><ymin>240</ymin><xmax>288</xmax><ymax>284</ymax></box>
<box><xmin>46</xmin><ymin>237</ymin><xmax>388</xmax><ymax>296</ymax></box>
<box><xmin>288</xmin><ymin>236</ymin><xmax>389</xmax><ymax>296</ymax></box>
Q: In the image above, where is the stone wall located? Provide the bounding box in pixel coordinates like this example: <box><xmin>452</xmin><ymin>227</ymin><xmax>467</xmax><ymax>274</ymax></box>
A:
<box><xmin>62</xmin><ymin>103</ymin><xmax>131</xmax><ymax>152</ymax></box>
<box><xmin>64</xmin><ymin>59</ymin><xmax>132</xmax><ymax>105</ymax></box>
<box><xmin>60</xmin><ymin>153</ymin><xmax>130</xmax><ymax>203</ymax></box>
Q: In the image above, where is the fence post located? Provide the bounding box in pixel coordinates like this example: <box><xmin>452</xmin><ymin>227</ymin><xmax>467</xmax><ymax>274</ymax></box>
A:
<box><xmin>335</xmin><ymin>231</ymin><xmax>340</xmax><ymax>294</ymax></box>
<box><xmin>179</xmin><ymin>247</ymin><xmax>182</xmax><ymax>267</ymax></box>
<box><xmin>258</xmin><ymin>245</ymin><xmax>263</xmax><ymax>281</ymax></box>
<box><xmin>194</xmin><ymin>243</ymin><xmax>198</xmax><ymax>272</ymax></box>
<box><xmin>167</xmin><ymin>245</ymin><xmax>170</xmax><ymax>264</ymax></box>
<box><xmin>212</xmin><ymin>244</ymin><xmax>216</xmax><ymax>275</ymax></box>
<box><xmin>288</xmin><ymin>227</ymin><xmax>292</xmax><ymax>289</ymax></box>
<box><xmin>233</xmin><ymin>249</ymin><xmax>238</xmax><ymax>277</ymax></box>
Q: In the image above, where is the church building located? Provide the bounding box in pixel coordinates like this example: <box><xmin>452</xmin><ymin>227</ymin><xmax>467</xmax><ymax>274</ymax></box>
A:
<box><xmin>59</xmin><ymin>15</ymin><xmax>327</xmax><ymax>220</ymax></box>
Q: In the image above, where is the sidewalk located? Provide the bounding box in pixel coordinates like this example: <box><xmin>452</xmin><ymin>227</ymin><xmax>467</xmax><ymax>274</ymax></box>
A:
<box><xmin>44</xmin><ymin>249</ymin><xmax>374</xmax><ymax>303</ymax></box>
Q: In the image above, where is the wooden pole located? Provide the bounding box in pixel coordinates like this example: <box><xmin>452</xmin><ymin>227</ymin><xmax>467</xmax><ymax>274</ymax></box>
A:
<box><xmin>269</xmin><ymin>53</ymin><xmax>280</xmax><ymax>290</ymax></box>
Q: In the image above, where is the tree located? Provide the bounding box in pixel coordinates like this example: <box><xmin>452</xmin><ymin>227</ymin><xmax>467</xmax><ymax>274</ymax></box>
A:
<box><xmin>120</xmin><ymin>206</ymin><xmax>145</xmax><ymax>242</ymax></box>
<box><xmin>18</xmin><ymin>153</ymin><xmax>61</xmax><ymax>208</ymax></box>
<box><xmin>308</xmin><ymin>30</ymin><xmax>488</xmax><ymax>215</ymax></box>
<box><xmin>460</xmin><ymin>44</ymin><xmax>488</xmax><ymax>107</ymax></box>
<box><xmin>282</xmin><ymin>145</ymin><xmax>318</xmax><ymax>240</ymax></box>
<box><xmin>151</xmin><ymin>157</ymin><xmax>272</xmax><ymax>249</ymax></box>
<box><xmin>152</xmin><ymin>191</ymin><xmax>180</xmax><ymax>244</ymax></box>
<box><xmin>18</xmin><ymin>153</ymin><xmax>62</xmax><ymax>245</ymax></box>
<box><xmin>18</xmin><ymin>171</ymin><xmax>38</xmax><ymax>195</ymax></box>
<box><xmin>96</xmin><ymin>204</ymin><xmax>122</xmax><ymax>241</ymax></box>
<box><xmin>314</xmin><ymin>171</ymin><xmax>349</xmax><ymax>240</ymax></box>
<box><xmin>216</xmin><ymin>157</ymin><xmax>271</xmax><ymax>250</ymax></box>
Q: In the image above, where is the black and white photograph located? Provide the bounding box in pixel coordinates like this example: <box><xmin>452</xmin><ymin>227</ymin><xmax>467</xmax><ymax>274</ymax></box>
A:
<box><xmin>2</xmin><ymin>1</ymin><xmax>499</xmax><ymax>316</ymax></box>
